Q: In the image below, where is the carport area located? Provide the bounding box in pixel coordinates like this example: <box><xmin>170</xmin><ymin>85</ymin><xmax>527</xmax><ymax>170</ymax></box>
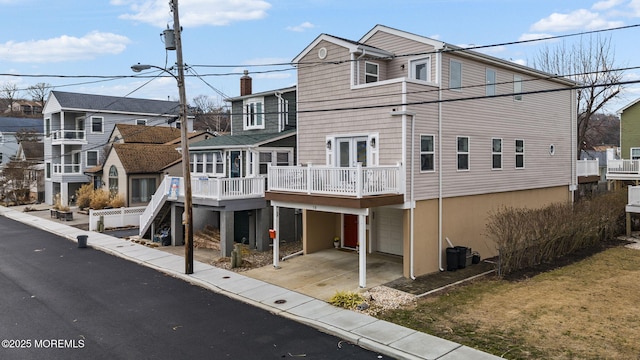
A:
<box><xmin>242</xmin><ymin>249</ymin><xmax>403</xmax><ymax>301</ymax></box>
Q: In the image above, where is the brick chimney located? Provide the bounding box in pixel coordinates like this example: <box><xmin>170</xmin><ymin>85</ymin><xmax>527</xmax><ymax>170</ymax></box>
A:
<box><xmin>240</xmin><ymin>70</ymin><xmax>252</xmax><ymax>96</ymax></box>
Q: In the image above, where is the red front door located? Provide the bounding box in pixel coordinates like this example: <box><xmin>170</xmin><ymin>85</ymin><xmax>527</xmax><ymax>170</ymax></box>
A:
<box><xmin>343</xmin><ymin>214</ymin><xmax>358</xmax><ymax>248</ymax></box>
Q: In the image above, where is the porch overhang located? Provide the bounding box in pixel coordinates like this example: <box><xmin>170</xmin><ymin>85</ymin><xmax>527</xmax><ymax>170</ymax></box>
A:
<box><xmin>265</xmin><ymin>191</ymin><xmax>404</xmax><ymax>209</ymax></box>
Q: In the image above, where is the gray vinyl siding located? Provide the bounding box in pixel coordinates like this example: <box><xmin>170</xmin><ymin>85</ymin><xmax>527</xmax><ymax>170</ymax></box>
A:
<box><xmin>231</xmin><ymin>91</ymin><xmax>297</xmax><ymax>135</ymax></box>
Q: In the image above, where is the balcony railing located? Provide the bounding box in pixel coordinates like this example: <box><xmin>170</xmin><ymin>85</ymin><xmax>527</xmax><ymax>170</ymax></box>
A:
<box><xmin>52</xmin><ymin>163</ymin><xmax>81</xmax><ymax>174</ymax></box>
<box><xmin>606</xmin><ymin>159</ymin><xmax>640</xmax><ymax>180</ymax></box>
<box><xmin>51</xmin><ymin>130</ymin><xmax>86</xmax><ymax>144</ymax></box>
<box><xmin>267</xmin><ymin>163</ymin><xmax>402</xmax><ymax>198</ymax></box>
<box><xmin>577</xmin><ymin>159</ymin><xmax>599</xmax><ymax>177</ymax></box>
<box><xmin>191</xmin><ymin>176</ymin><xmax>266</xmax><ymax>200</ymax></box>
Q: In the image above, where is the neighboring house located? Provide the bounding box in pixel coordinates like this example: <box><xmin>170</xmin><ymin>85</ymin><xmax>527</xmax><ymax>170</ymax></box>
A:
<box><xmin>43</xmin><ymin>91</ymin><xmax>193</xmax><ymax>206</ymax></box>
<box><xmin>6</xmin><ymin>100</ymin><xmax>43</xmax><ymax>116</ymax></box>
<box><xmin>265</xmin><ymin>25</ymin><xmax>577</xmax><ymax>286</ymax></box>
<box><xmin>89</xmin><ymin>124</ymin><xmax>214</xmax><ymax>207</ymax></box>
<box><xmin>14</xmin><ymin>141</ymin><xmax>45</xmax><ymax>202</ymax></box>
<box><xmin>0</xmin><ymin>117</ymin><xmax>43</xmax><ymax>168</ymax></box>
<box><xmin>606</xmin><ymin>98</ymin><xmax>640</xmax><ymax>189</ymax></box>
<box><xmin>140</xmin><ymin>73</ymin><xmax>298</xmax><ymax>256</ymax></box>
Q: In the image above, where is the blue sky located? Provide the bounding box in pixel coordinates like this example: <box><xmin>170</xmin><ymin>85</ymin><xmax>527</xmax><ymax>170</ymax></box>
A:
<box><xmin>0</xmin><ymin>0</ymin><xmax>638</xmax><ymax>113</ymax></box>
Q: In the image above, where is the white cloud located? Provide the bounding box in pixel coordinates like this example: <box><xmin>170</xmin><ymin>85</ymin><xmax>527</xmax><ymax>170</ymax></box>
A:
<box><xmin>630</xmin><ymin>0</ymin><xmax>640</xmax><ymax>16</ymax></box>
<box><xmin>114</xmin><ymin>0</ymin><xmax>271</xmax><ymax>28</ymax></box>
<box><xmin>286</xmin><ymin>22</ymin><xmax>315</xmax><ymax>32</ymax></box>
<box><xmin>592</xmin><ymin>0</ymin><xmax>625</xmax><ymax>10</ymax></box>
<box><xmin>0</xmin><ymin>32</ymin><xmax>130</xmax><ymax>63</ymax></box>
<box><xmin>531</xmin><ymin>9</ymin><xmax>624</xmax><ymax>32</ymax></box>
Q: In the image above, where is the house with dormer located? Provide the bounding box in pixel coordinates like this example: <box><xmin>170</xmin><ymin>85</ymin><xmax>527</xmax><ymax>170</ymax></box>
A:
<box><xmin>139</xmin><ymin>73</ymin><xmax>298</xmax><ymax>256</ymax></box>
<box><xmin>265</xmin><ymin>25</ymin><xmax>577</xmax><ymax>286</ymax></box>
<box><xmin>43</xmin><ymin>91</ymin><xmax>193</xmax><ymax>207</ymax></box>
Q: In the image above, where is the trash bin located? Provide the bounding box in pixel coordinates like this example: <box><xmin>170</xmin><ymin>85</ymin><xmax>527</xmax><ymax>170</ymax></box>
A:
<box><xmin>455</xmin><ymin>246</ymin><xmax>468</xmax><ymax>269</ymax></box>
<box><xmin>77</xmin><ymin>235</ymin><xmax>88</xmax><ymax>249</ymax></box>
<box><xmin>446</xmin><ymin>247</ymin><xmax>459</xmax><ymax>271</ymax></box>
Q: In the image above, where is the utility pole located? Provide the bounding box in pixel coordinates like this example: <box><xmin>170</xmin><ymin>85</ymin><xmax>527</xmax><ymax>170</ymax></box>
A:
<box><xmin>171</xmin><ymin>0</ymin><xmax>193</xmax><ymax>274</ymax></box>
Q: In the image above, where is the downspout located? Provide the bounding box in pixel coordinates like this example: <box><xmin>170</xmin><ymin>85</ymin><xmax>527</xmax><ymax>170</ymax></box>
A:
<box><xmin>437</xmin><ymin>49</ymin><xmax>445</xmax><ymax>272</ymax></box>
<box><xmin>410</xmin><ymin>111</ymin><xmax>416</xmax><ymax>280</ymax></box>
<box><xmin>571</xmin><ymin>89</ymin><xmax>577</xmax><ymax>203</ymax></box>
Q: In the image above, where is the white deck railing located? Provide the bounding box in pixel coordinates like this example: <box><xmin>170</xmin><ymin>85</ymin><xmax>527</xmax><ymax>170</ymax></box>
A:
<box><xmin>51</xmin><ymin>130</ymin><xmax>86</xmax><ymax>144</ymax></box>
<box><xmin>607</xmin><ymin>160</ymin><xmax>640</xmax><ymax>175</ymax></box>
<box><xmin>268</xmin><ymin>163</ymin><xmax>402</xmax><ymax>198</ymax></box>
<box><xmin>629</xmin><ymin>186</ymin><xmax>640</xmax><ymax>206</ymax></box>
<box><xmin>576</xmin><ymin>159</ymin><xmax>599</xmax><ymax>177</ymax></box>
<box><xmin>139</xmin><ymin>175</ymin><xmax>266</xmax><ymax>236</ymax></box>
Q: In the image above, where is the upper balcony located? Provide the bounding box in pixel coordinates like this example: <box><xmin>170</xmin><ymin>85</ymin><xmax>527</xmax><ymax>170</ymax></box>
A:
<box><xmin>51</xmin><ymin>130</ymin><xmax>87</xmax><ymax>145</ymax></box>
<box><xmin>53</xmin><ymin>163</ymin><xmax>82</xmax><ymax>175</ymax></box>
<box><xmin>606</xmin><ymin>159</ymin><xmax>640</xmax><ymax>181</ymax></box>
<box><xmin>266</xmin><ymin>163</ymin><xmax>405</xmax><ymax>209</ymax></box>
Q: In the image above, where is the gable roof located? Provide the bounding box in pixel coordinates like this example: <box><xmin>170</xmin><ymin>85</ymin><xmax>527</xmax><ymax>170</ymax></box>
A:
<box><xmin>113</xmin><ymin>143</ymin><xmax>182</xmax><ymax>174</ymax></box>
<box><xmin>46</xmin><ymin>91</ymin><xmax>181</xmax><ymax>116</ymax></box>
<box><xmin>0</xmin><ymin>117</ymin><xmax>43</xmax><ymax>133</ymax></box>
<box><xmin>19</xmin><ymin>141</ymin><xmax>44</xmax><ymax>161</ymax></box>
<box><xmin>189</xmin><ymin>129</ymin><xmax>296</xmax><ymax>150</ymax></box>
<box><xmin>114</xmin><ymin>124</ymin><xmax>183</xmax><ymax>144</ymax></box>
<box><xmin>225</xmin><ymin>85</ymin><xmax>296</xmax><ymax>102</ymax></box>
<box><xmin>292</xmin><ymin>33</ymin><xmax>394</xmax><ymax>64</ymax></box>
<box><xmin>617</xmin><ymin>98</ymin><xmax>640</xmax><ymax>114</ymax></box>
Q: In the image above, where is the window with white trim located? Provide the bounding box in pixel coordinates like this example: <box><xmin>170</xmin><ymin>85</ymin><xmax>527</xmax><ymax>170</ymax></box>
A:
<box><xmin>108</xmin><ymin>165</ymin><xmax>118</xmax><ymax>194</ymax></box>
<box><xmin>457</xmin><ymin>136</ymin><xmax>469</xmax><ymax>170</ymax></box>
<box><xmin>190</xmin><ymin>151</ymin><xmax>224</xmax><ymax>176</ymax></box>
<box><xmin>243</xmin><ymin>98</ymin><xmax>264</xmax><ymax>130</ymax></box>
<box><xmin>411</xmin><ymin>57</ymin><xmax>431</xmax><ymax>82</ymax></box>
<box><xmin>515</xmin><ymin>139</ymin><xmax>525</xmax><ymax>168</ymax></box>
<box><xmin>278</xmin><ymin>96</ymin><xmax>289</xmax><ymax>131</ymax></box>
<box><xmin>91</xmin><ymin>116</ymin><xmax>104</xmax><ymax>133</ymax></box>
<box><xmin>45</xmin><ymin>118</ymin><xmax>51</xmax><ymax>137</ymax></box>
<box><xmin>135</xmin><ymin>119</ymin><xmax>147</xmax><ymax>125</ymax></box>
<box><xmin>420</xmin><ymin>135</ymin><xmax>435</xmax><ymax>171</ymax></box>
<box><xmin>365</xmin><ymin>62</ymin><xmax>379</xmax><ymax>83</ymax></box>
<box><xmin>450</xmin><ymin>60</ymin><xmax>462</xmax><ymax>90</ymax></box>
<box><xmin>86</xmin><ymin>150</ymin><xmax>99</xmax><ymax>167</ymax></box>
<box><xmin>45</xmin><ymin>162</ymin><xmax>51</xmax><ymax>179</ymax></box>
<box><xmin>258</xmin><ymin>150</ymin><xmax>292</xmax><ymax>175</ymax></box>
<box><xmin>631</xmin><ymin>148</ymin><xmax>640</xmax><ymax>160</ymax></box>
<box><xmin>131</xmin><ymin>178</ymin><xmax>156</xmax><ymax>203</ymax></box>
<box><xmin>514</xmin><ymin>75</ymin><xmax>523</xmax><ymax>101</ymax></box>
<box><xmin>492</xmin><ymin>138</ymin><xmax>502</xmax><ymax>169</ymax></box>
<box><xmin>486</xmin><ymin>69</ymin><xmax>496</xmax><ymax>96</ymax></box>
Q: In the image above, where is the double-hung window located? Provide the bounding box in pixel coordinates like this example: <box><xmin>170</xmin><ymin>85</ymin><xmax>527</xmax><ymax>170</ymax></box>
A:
<box><xmin>492</xmin><ymin>138</ymin><xmax>502</xmax><ymax>169</ymax></box>
<box><xmin>514</xmin><ymin>75</ymin><xmax>523</xmax><ymax>101</ymax></box>
<box><xmin>243</xmin><ymin>98</ymin><xmax>264</xmax><ymax>130</ymax></box>
<box><xmin>420</xmin><ymin>135</ymin><xmax>435</xmax><ymax>171</ymax></box>
<box><xmin>86</xmin><ymin>150</ymin><xmax>99</xmax><ymax>167</ymax></box>
<box><xmin>631</xmin><ymin>148</ymin><xmax>640</xmax><ymax>160</ymax></box>
<box><xmin>486</xmin><ymin>69</ymin><xmax>496</xmax><ymax>96</ymax></box>
<box><xmin>411</xmin><ymin>57</ymin><xmax>431</xmax><ymax>82</ymax></box>
<box><xmin>190</xmin><ymin>151</ymin><xmax>224</xmax><ymax>176</ymax></box>
<box><xmin>91</xmin><ymin>116</ymin><xmax>104</xmax><ymax>133</ymax></box>
<box><xmin>365</xmin><ymin>62</ymin><xmax>379</xmax><ymax>83</ymax></box>
<box><xmin>515</xmin><ymin>139</ymin><xmax>525</xmax><ymax>168</ymax></box>
<box><xmin>457</xmin><ymin>136</ymin><xmax>469</xmax><ymax>170</ymax></box>
<box><xmin>131</xmin><ymin>178</ymin><xmax>156</xmax><ymax>203</ymax></box>
<box><xmin>450</xmin><ymin>60</ymin><xmax>462</xmax><ymax>90</ymax></box>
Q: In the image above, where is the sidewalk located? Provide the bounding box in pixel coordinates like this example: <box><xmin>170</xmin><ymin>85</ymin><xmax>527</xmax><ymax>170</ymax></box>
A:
<box><xmin>0</xmin><ymin>205</ymin><xmax>501</xmax><ymax>360</ymax></box>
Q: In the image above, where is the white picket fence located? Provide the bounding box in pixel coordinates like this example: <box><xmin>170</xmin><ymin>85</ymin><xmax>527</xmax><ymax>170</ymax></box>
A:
<box><xmin>89</xmin><ymin>207</ymin><xmax>146</xmax><ymax>231</ymax></box>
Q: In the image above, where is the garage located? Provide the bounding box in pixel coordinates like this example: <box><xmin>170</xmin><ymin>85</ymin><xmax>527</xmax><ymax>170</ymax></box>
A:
<box><xmin>374</xmin><ymin>207</ymin><xmax>404</xmax><ymax>256</ymax></box>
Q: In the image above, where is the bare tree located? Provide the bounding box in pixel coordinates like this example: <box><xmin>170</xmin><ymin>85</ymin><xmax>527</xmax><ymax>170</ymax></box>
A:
<box><xmin>192</xmin><ymin>94</ymin><xmax>230</xmax><ymax>133</ymax></box>
<box><xmin>27</xmin><ymin>82</ymin><xmax>51</xmax><ymax>107</ymax></box>
<box><xmin>0</xmin><ymin>158</ymin><xmax>35</xmax><ymax>204</ymax></box>
<box><xmin>1</xmin><ymin>82</ymin><xmax>20</xmax><ymax>114</ymax></box>
<box><xmin>532</xmin><ymin>35</ymin><xmax>623</xmax><ymax>158</ymax></box>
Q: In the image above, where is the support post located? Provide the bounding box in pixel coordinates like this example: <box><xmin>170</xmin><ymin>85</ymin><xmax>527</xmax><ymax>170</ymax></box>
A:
<box><xmin>358</xmin><ymin>214</ymin><xmax>366</xmax><ymax>288</ymax></box>
<box><xmin>273</xmin><ymin>205</ymin><xmax>280</xmax><ymax>268</ymax></box>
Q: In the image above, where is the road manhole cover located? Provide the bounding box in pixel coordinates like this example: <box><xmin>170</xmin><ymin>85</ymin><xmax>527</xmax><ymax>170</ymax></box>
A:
<box><xmin>222</xmin><ymin>276</ymin><xmax>230</xmax><ymax>279</ymax></box>
<box><xmin>274</xmin><ymin>299</ymin><xmax>287</xmax><ymax>304</ymax></box>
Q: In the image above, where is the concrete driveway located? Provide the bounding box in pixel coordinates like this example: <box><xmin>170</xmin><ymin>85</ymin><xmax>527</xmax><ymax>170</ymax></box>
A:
<box><xmin>242</xmin><ymin>249</ymin><xmax>403</xmax><ymax>300</ymax></box>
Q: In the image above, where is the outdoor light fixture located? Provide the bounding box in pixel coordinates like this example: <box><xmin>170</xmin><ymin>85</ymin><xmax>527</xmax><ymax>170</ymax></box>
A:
<box><xmin>326</xmin><ymin>139</ymin><xmax>332</xmax><ymax>150</ymax></box>
<box><xmin>370</xmin><ymin>138</ymin><xmax>376</xmax><ymax>148</ymax></box>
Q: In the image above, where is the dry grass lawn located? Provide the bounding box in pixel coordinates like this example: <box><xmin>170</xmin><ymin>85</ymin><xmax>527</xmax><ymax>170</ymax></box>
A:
<box><xmin>380</xmin><ymin>246</ymin><xmax>640</xmax><ymax>359</ymax></box>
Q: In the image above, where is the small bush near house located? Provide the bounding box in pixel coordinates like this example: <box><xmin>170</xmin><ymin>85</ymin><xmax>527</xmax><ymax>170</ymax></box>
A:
<box><xmin>328</xmin><ymin>290</ymin><xmax>365</xmax><ymax>310</ymax></box>
<box><xmin>485</xmin><ymin>190</ymin><xmax>626</xmax><ymax>275</ymax></box>
<box><xmin>76</xmin><ymin>184</ymin><xmax>94</xmax><ymax>210</ymax></box>
<box><xmin>89</xmin><ymin>189</ymin><xmax>111</xmax><ymax>210</ymax></box>
<box><xmin>109</xmin><ymin>194</ymin><xmax>125</xmax><ymax>208</ymax></box>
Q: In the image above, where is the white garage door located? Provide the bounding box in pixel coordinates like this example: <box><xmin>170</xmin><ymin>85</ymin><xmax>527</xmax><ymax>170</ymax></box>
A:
<box><xmin>375</xmin><ymin>207</ymin><xmax>403</xmax><ymax>256</ymax></box>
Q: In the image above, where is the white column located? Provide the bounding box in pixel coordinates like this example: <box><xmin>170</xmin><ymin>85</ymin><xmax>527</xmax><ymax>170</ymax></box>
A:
<box><xmin>273</xmin><ymin>204</ymin><xmax>280</xmax><ymax>268</ymax></box>
<box><xmin>358</xmin><ymin>213</ymin><xmax>366</xmax><ymax>288</ymax></box>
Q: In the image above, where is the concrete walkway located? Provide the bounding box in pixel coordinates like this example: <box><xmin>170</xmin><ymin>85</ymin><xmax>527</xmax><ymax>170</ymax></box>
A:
<box><xmin>1</xmin><ymin>205</ymin><xmax>502</xmax><ymax>360</ymax></box>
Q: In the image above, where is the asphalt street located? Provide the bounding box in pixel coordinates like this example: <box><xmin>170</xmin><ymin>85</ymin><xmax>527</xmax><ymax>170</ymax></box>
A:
<box><xmin>0</xmin><ymin>216</ymin><xmax>388</xmax><ymax>360</ymax></box>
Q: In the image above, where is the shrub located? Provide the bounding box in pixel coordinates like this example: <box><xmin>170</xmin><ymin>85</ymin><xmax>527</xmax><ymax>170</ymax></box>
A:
<box><xmin>90</xmin><ymin>189</ymin><xmax>111</xmax><ymax>210</ymax></box>
<box><xmin>485</xmin><ymin>190</ymin><xmax>626</xmax><ymax>276</ymax></box>
<box><xmin>76</xmin><ymin>184</ymin><xmax>94</xmax><ymax>210</ymax></box>
<box><xmin>109</xmin><ymin>194</ymin><xmax>125</xmax><ymax>208</ymax></box>
<box><xmin>328</xmin><ymin>290</ymin><xmax>365</xmax><ymax>309</ymax></box>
